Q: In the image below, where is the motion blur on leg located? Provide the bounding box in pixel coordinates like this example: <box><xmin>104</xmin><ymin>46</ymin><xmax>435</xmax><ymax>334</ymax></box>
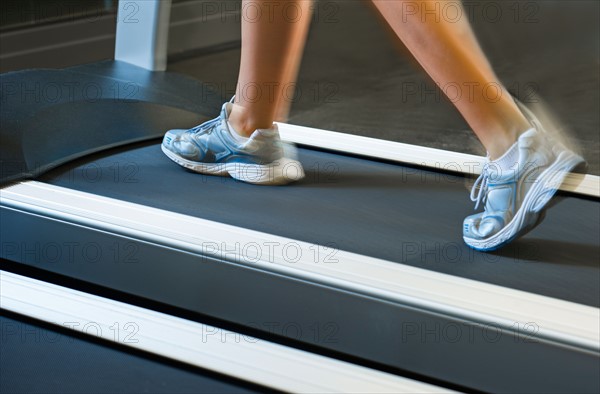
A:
<box><xmin>163</xmin><ymin>0</ymin><xmax>584</xmax><ymax>250</ymax></box>
<box><xmin>371</xmin><ymin>0</ymin><xmax>584</xmax><ymax>250</ymax></box>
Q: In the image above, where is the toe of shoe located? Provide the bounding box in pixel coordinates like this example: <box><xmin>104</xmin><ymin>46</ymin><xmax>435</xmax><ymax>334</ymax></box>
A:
<box><xmin>162</xmin><ymin>129</ymin><xmax>190</xmax><ymax>152</ymax></box>
<box><xmin>463</xmin><ymin>212</ymin><xmax>505</xmax><ymax>240</ymax></box>
<box><xmin>163</xmin><ymin>128</ymin><xmax>186</xmax><ymax>143</ymax></box>
<box><xmin>463</xmin><ymin>213</ymin><xmax>483</xmax><ymax>239</ymax></box>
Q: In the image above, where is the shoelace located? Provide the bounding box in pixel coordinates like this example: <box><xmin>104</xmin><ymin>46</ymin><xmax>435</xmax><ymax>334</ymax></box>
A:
<box><xmin>187</xmin><ymin>116</ymin><xmax>220</xmax><ymax>135</ymax></box>
<box><xmin>470</xmin><ymin>162</ymin><xmax>490</xmax><ymax>210</ymax></box>
<box><xmin>187</xmin><ymin>96</ymin><xmax>235</xmax><ymax>135</ymax></box>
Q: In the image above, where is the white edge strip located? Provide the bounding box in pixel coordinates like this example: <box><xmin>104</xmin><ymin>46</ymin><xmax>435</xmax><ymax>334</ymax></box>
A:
<box><xmin>277</xmin><ymin>122</ymin><xmax>599</xmax><ymax>198</ymax></box>
<box><xmin>1</xmin><ymin>181</ymin><xmax>599</xmax><ymax>352</ymax></box>
<box><xmin>0</xmin><ymin>270</ymin><xmax>451</xmax><ymax>394</ymax></box>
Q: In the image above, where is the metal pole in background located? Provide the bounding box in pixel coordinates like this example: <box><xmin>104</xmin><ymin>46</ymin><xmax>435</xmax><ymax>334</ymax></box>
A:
<box><xmin>115</xmin><ymin>0</ymin><xmax>172</xmax><ymax>71</ymax></box>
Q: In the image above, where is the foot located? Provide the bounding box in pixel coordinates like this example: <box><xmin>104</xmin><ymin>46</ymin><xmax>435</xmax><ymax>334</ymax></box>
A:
<box><xmin>463</xmin><ymin>109</ymin><xmax>585</xmax><ymax>251</ymax></box>
<box><xmin>161</xmin><ymin>100</ymin><xmax>304</xmax><ymax>185</ymax></box>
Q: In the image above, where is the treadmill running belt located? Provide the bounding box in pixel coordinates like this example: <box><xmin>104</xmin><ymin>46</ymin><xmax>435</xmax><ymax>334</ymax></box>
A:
<box><xmin>40</xmin><ymin>141</ymin><xmax>600</xmax><ymax>307</ymax></box>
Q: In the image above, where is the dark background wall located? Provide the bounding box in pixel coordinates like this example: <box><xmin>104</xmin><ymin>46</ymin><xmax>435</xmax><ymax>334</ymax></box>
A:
<box><xmin>1</xmin><ymin>0</ymin><xmax>598</xmax><ymax>173</ymax></box>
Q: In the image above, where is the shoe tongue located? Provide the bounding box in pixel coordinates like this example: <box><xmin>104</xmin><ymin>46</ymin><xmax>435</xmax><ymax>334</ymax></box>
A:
<box><xmin>223</xmin><ymin>102</ymin><xmax>233</xmax><ymax>119</ymax></box>
<box><xmin>520</xmin><ymin>127</ymin><xmax>536</xmax><ymax>137</ymax></box>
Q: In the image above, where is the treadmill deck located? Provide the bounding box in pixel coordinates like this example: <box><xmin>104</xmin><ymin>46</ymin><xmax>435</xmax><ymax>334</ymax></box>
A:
<box><xmin>39</xmin><ymin>141</ymin><xmax>600</xmax><ymax>307</ymax></box>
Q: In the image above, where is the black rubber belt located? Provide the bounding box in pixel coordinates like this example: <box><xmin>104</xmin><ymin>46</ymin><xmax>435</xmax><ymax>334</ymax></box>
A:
<box><xmin>39</xmin><ymin>142</ymin><xmax>600</xmax><ymax>307</ymax></box>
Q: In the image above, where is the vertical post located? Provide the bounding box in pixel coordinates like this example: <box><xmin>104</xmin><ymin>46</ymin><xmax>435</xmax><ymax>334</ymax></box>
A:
<box><xmin>114</xmin><ymin>0</ymin><xmax>172</xmax><ymax>71</ymax></box>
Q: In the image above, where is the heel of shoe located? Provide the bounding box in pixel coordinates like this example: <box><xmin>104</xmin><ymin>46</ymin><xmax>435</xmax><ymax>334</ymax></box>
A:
<box><xmin>228</xmin><ymin>158</ymin><xmax>305</xmax><ymax>185</ymax></box>
<box><xmin>530</xmin><ymin>151</ymin><xmax>584</xmax><ymax>213</ymax></box>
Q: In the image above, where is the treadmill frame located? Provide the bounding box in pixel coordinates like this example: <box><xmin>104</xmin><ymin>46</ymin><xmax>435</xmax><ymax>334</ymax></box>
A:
<box><xmin>1</xmin><ymin>0</ymin><xmax>599</xmax><ymax>392</ymax></box>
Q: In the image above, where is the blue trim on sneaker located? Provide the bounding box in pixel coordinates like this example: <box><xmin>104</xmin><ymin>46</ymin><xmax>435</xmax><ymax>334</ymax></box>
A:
<box><xmin>161</xmin><ymin>100</ymin><xmax>305</xmax><ymax>185</ymax></box>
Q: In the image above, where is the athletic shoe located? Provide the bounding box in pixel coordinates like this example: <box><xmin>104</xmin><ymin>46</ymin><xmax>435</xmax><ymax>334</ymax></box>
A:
<box><xmin>463</xmin><ymin>116</ymin><xmax>584</xmax><ymax>251</ymax></box>
<box><xmin>161</xmin><ymin>100</ymin><xmax>304</xmax><ymax>185</ymax></box>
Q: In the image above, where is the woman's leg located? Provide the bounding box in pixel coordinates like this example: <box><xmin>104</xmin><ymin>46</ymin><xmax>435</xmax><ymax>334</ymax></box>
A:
<box><xmin>272</xmin><ymin>1</ymin><xmax>313</xmax><ymax>123</ymax></box>
<box><xmin>370</xmin><ymin>0</ymin><xmax>530</xmax><ymax>159</ymax></box>
<box><xmin>229</xmin><ymin>0</ymin><xmax>313</xmax><ymax>136</ymax></box>
<box><xmin>371</xmin><ymin>0</ymin><xmax>584</xmax><ymax>251</ymax></box>
<box><xmin>162</xmin><ymin>0</ymin><xmax>311</xmax><ymax>185</ymax></box>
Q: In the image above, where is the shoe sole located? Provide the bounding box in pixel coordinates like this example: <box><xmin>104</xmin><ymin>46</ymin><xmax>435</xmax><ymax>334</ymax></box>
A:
<box><xmin>161</xmin><ymin>144</ymin><xmax>305</xmax><ymax>185</ymax></box>
<box><xmin>463</xmin><ymin>150</ymin><xmax>584</xmax><ymax>252</ymax></box>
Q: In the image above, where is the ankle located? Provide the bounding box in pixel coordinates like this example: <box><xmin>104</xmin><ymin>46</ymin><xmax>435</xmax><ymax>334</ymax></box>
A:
<box><xmin>487</xmin><ymin>120</ymin><xmax>531</xmax><ymax>160</ymax></box>
<box><xmin>484</xmin><ymin>98</ymin><xmax>532</xmax><ymax>160</ymax></box>
<box><xmin>229</xmin><ymin>104</ymin><xmax>273</xmax><ymax>137</ymax></box>
<box><xmin>488</xmin><ymin>132</ymin><xmax>518</xmax><ymax>160</ymax></box>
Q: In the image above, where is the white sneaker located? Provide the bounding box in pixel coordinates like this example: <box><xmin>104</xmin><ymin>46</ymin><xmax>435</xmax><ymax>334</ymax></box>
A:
<box><xmin>463</xmin><ymin>114</ymin><xmax>585</xmax><ymax>251</ymax></box>
<box><xmin>162</xmin><ymin>99</ymin><xmax>304</xmax><ymax>185</ymax></box>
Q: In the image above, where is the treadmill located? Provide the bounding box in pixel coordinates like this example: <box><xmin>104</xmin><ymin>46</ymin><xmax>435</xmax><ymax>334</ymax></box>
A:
<box><xmin>2</xmin><ymin>1</ymin><xmax>599</xmax><ymax>392</ymax></box>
